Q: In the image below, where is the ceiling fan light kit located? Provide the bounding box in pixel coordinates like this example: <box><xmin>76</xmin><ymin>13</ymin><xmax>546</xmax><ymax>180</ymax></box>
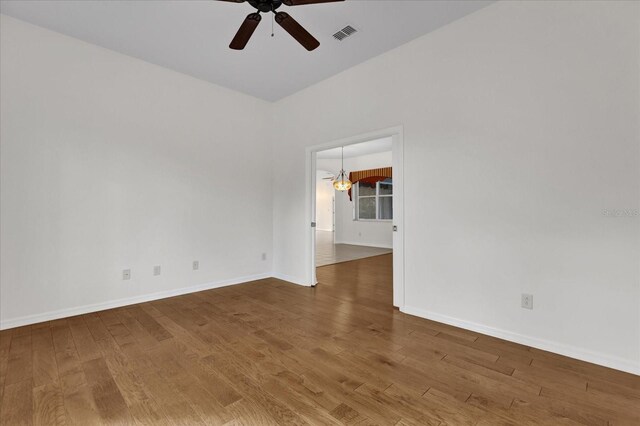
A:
<box><xmin>220</xmin><ymin>0</ymin><xmax>345</xmax><ymax>51</ymax></box>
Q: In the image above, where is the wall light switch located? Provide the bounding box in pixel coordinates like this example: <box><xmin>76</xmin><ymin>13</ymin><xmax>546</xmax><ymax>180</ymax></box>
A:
<box><xmin>261</xmin><ymin>253</ymin><xmax>267</xmax><ymax>261</ymax></box>
<box><xmin>153</xmin><ymin>265</ymin><xmax>161</xmax><ymax>276</ymax></box>
<box><xmin>193</xmin><ymin>260</ymin><xmax>199</xmax><ymax>271</ymax></box>
<box><xmin>122</xmin><ymin>269</ymin><xmax>131</xmax><ymax>280</ymax></box>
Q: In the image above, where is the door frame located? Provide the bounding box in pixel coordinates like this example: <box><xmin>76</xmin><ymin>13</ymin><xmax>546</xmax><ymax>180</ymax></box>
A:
<box><xmin>305</xmin><ymin>125</ymin><xmax>405</xmax><ymax>309</ymax></box>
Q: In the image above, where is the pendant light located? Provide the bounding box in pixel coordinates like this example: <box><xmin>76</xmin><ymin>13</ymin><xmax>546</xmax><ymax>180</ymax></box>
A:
<box><xmin>333</xmin><ymin>146</ymin><xmax>352</xmax><ymax>191</ymax></box>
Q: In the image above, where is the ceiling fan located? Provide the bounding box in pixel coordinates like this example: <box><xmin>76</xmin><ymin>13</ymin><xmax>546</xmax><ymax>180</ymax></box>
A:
<box><xmin>321</xmin><ymin>173</ymin><xmax>336</xmax><ymax>180</ymax></box>
<box><xmin>219</xmin><ymin>0</ymin><xmax>345</xmax><ymax>51</ymax></box>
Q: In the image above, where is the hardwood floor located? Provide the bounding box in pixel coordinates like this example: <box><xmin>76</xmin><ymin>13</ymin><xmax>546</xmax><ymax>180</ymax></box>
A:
<box><xmin>1</xmin><ymin>254</ymin><xmax>638</xmax><ymax>425</ymax></box>
<box><xmin>315</xmin><ymin>230</ymin><xmax>392</xmax><ymax>267</ymax></box>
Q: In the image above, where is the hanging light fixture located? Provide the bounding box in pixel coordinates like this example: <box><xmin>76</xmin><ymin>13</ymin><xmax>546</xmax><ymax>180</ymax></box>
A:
<box><xmin>333</xmin><ymin>146</ymin><xmax>352</xmax><ymax>191</ymax></box>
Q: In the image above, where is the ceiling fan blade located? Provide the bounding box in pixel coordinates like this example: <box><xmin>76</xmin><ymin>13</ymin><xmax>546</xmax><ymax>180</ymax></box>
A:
<box><xmin>283</xmin><ymin>0</ymin><xmax>344</xmax><ymax>5</ymax></box>
<box><xmin>229</xmin><ymin>13</ymin><xmax>261</xmax><ymax>50</ymax></box>
<box><xmin>275</xmin><ymin>12</ymin><xmax>320</xmax><ymax>51</ymax></box>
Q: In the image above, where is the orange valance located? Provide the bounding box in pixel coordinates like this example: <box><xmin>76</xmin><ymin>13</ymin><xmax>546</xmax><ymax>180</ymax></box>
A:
<box><xmin>347</xmin><ymin>167</ymin><xmax>392</xmax><ymax>201</ymax></box>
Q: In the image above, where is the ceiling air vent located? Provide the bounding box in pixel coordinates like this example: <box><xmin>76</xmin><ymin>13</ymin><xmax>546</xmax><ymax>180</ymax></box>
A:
<box><xmin>333</xmin><ymin>25</ymin><xmax>357</xmax><ymax>41</ymax></box>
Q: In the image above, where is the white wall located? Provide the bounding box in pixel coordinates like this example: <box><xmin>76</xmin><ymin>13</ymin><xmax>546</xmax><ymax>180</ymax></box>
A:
<box><xmin>318</xmin><ymin>152</ymin><xmax>393</xmax><ymax>248</ymax></box>
<box><xmin>315</xmin><ymin>170</ymin><xmax>334</xmax><ymax>232</ymax></box>
<box><xmin>272</xmin><ymin>1</ymin><xmax>640</xmax><ymax>374</ymax></box>
<box><xmin>0</xmin><ymin>15</ymin><xmax>273</xmax><ymax>328</ymax></box>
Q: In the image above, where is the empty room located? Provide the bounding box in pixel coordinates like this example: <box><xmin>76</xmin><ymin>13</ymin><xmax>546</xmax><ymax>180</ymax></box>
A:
<box><xmin>0</xmin><ymin>1</ymin><xmax>638</xmax><ymax>425</ymax></box>
<box><xmin>315</xmin><ymin>138</ymin><xmax>394</xmax><ymax>268</ymax></box>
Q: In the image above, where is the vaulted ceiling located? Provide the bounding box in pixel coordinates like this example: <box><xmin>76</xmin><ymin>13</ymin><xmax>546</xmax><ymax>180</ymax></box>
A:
<box><xmin>0</xmin><ymin>0</ymin><xmax>493</xmax><ymax>101</ymax></box>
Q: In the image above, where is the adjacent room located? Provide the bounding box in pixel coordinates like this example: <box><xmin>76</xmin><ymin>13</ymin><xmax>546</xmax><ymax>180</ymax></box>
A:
<box><xmin>315</xmin><ymin>138</ymin><xmax>394</xmax><ymax>267</ymax></box>
<box><xmin>1</xmin><ymin>0</ymin><xmax>638</xmax><ymax>425</ymax></box>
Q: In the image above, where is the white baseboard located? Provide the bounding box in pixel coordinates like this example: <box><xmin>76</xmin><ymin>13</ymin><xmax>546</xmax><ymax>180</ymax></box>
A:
<box><xmin>334</xmin><ymin>240</ymin><xmax>393</xmax><ymax>249</ymax></box>
<box><xmin>271</xmin><ymin>272</ymin><xmax>312</xmax><ymax>287</ymax></box>
<box><xmin>0</xmin><ymin>272</ymin><xmax>271</xmax><ymax>330</ymax></box>
<box><xmin>401</xmin><ymin>305</ymin><xmax>639</xmax><ymax>376</ymax></box>
<box><xmin>8</xmin><ymin>278</ymin><xmax>634</xmax><ymax>376</ymax></box>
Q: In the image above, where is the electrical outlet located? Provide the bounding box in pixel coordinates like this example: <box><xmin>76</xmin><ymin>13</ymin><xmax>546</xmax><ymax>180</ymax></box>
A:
<box><xmin>192</xmin><ymin>260</ymin><xmax>199</xmax><ymax>271</ymax></box>
<box><xmin>261</xmin><ymin>252</ymin><xmax>267</xmax><ymax>261</ymax></box>
<box><xmin>521</xmin><ymin>293</ymin><xmax>533</xmax><ymax>310</ymax></box>
<box><xmin>153</xmin><ymin>265</ymin><xmax>161</xmax><ymax>276</ymax></box>
<box><xmin>122</xmin><ymin>269</ymin><xmax>131</xmax><ymax>280</ymax></box>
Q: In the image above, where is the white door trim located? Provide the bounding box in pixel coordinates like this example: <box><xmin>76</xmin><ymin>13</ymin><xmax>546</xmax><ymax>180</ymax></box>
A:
<box><xmin>305</xmin><ymin>126</ymin><xmax>405</xmax><ymax>308</ymax></box>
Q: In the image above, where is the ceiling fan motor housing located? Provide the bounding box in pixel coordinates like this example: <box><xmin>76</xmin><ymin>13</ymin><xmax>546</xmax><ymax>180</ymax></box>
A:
<box><xmin>248</xmin><ymin>0</ymin><xmax>283</xmax><ymax>13</ymax></box>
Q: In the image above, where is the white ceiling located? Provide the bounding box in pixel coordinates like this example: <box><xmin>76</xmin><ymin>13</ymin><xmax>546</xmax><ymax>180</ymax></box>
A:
<box><xmin>317</xmin><ymin>137</ymin><xmax>392</xmax><ymax>160</ymax></box>
<box><xmin>0</xmin><ymin>0</ymin><xmax>492</xmax><ymax>102</ymax></box>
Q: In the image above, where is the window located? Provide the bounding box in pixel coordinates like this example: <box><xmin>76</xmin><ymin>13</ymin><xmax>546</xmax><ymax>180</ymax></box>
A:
<box><xmin>355</xmin><ymin>178</ymin><xmax>393</xmax><ymax>220</ymax></box>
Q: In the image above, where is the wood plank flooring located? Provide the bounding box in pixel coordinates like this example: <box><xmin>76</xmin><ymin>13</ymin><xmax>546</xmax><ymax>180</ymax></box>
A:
<box><xmin>315</xmin><ymin>230</ymin><xmax>392</xmax><ymax>267</ymax></box>
<box><xmin>1</xmin><ymin>254</ymin><xmax>638</xmax><ymax>425</ymax></box>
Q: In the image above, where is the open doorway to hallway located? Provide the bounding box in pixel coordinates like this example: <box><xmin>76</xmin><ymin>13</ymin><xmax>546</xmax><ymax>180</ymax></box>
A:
<box><xmin>314</xmin><ymin>137</ymin><xmax>394</xmax><ymax>268</ymax></box>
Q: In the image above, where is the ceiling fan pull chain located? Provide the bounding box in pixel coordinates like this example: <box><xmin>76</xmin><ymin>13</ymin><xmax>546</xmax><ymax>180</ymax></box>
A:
<box><xmin>225</xmin><ymin>0</ymin><xmax>344</xmax><ymax>50</ymax></box>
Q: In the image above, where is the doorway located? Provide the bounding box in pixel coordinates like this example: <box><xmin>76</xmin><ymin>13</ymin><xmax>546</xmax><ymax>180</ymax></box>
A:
<box><xmin>315</xmin><ymin>142</ymin><xmax>394</xmax><ymax>267</ymax></box>
<box><xmin>306</xmin><ymin>126</ymin><xmax>404</xmax><ymax>308</ymax></box>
